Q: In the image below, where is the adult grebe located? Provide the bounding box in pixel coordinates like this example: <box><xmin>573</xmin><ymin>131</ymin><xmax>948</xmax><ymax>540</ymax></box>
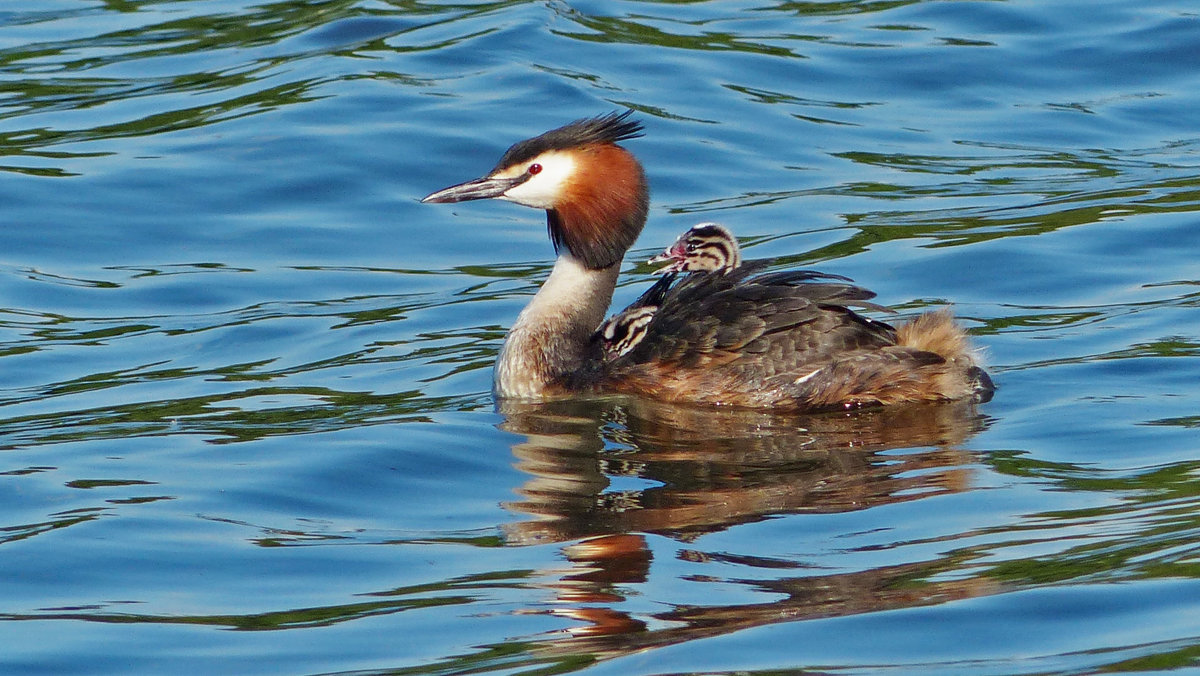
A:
<box><xmin>423</xmin><ymin>112</ymin><xmax>993</xmax><ymax>409</ymax></box>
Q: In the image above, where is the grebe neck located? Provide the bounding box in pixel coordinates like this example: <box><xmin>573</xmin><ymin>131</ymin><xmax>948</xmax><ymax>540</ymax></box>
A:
<box><xmin>495</xmin><ymin>253</ymin><xmax>620</xmax><ymax>398</ymax></box>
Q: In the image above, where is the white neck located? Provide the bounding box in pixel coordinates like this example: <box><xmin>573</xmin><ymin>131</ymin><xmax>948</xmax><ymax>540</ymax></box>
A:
<box><xmin>495</xmin><ymin>254</ymin><xmax>620</xmax><ymax>398</ymax></box>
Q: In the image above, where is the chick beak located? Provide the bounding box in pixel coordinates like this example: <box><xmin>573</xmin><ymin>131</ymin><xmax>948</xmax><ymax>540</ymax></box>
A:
<box><xmin>647</xmin><ymin>240</ymin><xmax>688</xmax><ymax>273</ymax></box>
<box><xmin>422</xmin><ymin>175</ymin><xmax>525</xmax><ymax>204</ymax></box>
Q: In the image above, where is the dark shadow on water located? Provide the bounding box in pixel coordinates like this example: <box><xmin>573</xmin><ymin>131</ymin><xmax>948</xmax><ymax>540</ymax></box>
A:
<box><xmin>487</xmin><ymin>397</ymin><xmax>1002</xmax><ymax>667</ymax></box>
<box><xmin>499</xmin><ymin>397</ymin><xmax>991</xmax><ymax>544</ymax></box>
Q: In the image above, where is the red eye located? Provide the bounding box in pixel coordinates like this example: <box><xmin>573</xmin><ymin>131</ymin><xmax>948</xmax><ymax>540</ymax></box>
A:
<box><xmin>527</xmin><ymin>163</ymin><xmax>542</xmax><ymax>175</ymax></box>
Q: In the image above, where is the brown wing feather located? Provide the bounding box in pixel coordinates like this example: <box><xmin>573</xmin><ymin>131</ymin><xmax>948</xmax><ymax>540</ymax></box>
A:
<box><xmin>631</xmin><ymin>268</ymin><xmax>893</xmax><ymax>360</ymax></box>
<box><xmin>560</xmin><ymin>266</ymin><xmax>990</xmax><ymax>409</ymax></box>
<box><xmin>594</xmin><ymin>267</ymin><xmax>900</xmax><ymax>405</ymax></box>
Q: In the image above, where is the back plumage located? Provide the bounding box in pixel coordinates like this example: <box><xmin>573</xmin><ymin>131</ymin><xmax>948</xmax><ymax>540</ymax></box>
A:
<box><xmin>569</xmin><ymin>266</ymin><xmax>990</xmax><ymax>410</ymax></box>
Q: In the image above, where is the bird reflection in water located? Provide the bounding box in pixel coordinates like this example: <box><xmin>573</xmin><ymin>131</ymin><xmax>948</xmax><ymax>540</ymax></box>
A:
<box><xmin>495</xmin><ymin>397</ymin><xmax>1000</xmax><ymax>657</ymax></box>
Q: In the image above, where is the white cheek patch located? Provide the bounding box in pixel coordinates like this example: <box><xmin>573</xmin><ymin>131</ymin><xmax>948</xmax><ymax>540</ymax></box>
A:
<box><xmin>499</xmin><ymin>152</ymin><xmax>576</xmax><ymax>209</ymax></box>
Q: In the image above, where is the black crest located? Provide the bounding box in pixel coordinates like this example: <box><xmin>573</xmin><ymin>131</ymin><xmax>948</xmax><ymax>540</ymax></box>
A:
<box><xmin>492</xmin><ymin>110</ymin><xmax>644</xmax><ymax>172</ymax></box>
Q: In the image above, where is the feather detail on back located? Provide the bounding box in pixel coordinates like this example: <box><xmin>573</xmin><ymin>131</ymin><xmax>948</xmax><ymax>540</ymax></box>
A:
<box><xmin>564</xmin><ymin>271</ymin><xmax>992</xmax><ymax>410</ymax></box>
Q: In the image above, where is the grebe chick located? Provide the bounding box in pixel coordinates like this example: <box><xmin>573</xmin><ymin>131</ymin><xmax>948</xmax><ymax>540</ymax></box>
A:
<box><xmin>598</xmin><ymin>223</ymin><xmax>743</xmax><ymax>360</ymax></box>
<box><xmin>422</xmin><ymin>112</ymin><xmax>993</xmax><ymax>409</ymax></box>
<box><xmin>648</xmin><ymin>222</ymin><xmax>742</xmax><ymax>273</ymax></box>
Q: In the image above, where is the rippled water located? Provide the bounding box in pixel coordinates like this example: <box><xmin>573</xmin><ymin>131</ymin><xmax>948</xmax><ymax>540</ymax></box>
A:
<box><xmin>3</xmin><ymin>1</ymin><xmax>1200</xmax><ymax>673</ymax></box>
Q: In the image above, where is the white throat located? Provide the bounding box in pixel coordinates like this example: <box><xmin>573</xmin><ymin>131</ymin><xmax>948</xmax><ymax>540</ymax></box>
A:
<box><xmin>494</xmin><ymin>254</ymin><xmax>620</xmax><ymax>399</ymax></box>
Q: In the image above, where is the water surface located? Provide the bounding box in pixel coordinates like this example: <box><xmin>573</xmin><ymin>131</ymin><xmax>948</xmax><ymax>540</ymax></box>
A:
<box><xmin>2</xmin><ymin>0</ymin><xmax>1200</xmax><ymax>673</ymax></box>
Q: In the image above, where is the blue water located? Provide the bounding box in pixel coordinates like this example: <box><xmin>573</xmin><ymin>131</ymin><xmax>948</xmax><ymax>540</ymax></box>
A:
<box><xmin>2</xmin><ymin>0</ymin><xmax>1200</xmax><ymax>673</ymax></box>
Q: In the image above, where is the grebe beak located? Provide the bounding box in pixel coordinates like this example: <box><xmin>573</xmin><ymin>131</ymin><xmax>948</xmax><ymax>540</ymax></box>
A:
<box><xmin>422</xmin><ymin>175</ymin><xmax>526</xmax><ymax>204</ymax></box>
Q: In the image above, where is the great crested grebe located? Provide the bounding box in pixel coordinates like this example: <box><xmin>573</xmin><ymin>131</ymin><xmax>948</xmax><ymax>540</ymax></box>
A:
<box><xmin>597</xmin><ymin>223</ymin><xmax>743</xmax><ymax>360</ymax></box>
<box><xmin>422</xmin><ymin>111</ymin><xmax>993</xmax><ymax>409</ymax></box>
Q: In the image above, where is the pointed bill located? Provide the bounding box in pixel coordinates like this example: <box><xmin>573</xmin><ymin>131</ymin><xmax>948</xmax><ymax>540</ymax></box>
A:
<box><xmin>421</xmin><ymin>175</ymin><xmax>525</xmax><ymax>203</ymax></box>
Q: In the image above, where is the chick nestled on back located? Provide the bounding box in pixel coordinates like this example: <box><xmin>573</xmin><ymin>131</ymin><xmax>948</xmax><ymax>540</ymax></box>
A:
<box><xmin>598</xmin><ymin>223</ymin><xmax>742</xmax><ymax>361</ymax></box>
